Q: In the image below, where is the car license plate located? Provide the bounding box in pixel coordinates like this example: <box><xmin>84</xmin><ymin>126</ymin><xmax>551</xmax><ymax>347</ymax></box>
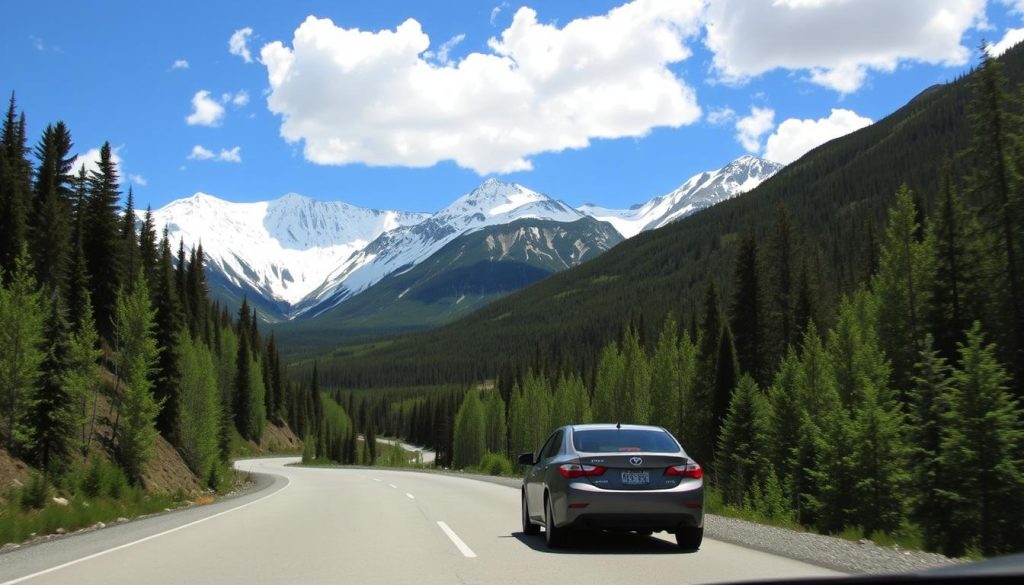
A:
<box><xmin>621</xmin><ymin>471</ymin><xmax>650</xmax><ymax>485</ymax></box>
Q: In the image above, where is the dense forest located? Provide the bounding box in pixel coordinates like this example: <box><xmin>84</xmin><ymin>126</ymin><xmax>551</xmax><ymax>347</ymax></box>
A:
<box><xmin>303</xmin><ymin>42</ymin><xmax>1024</xmax><ymax>391</ymax></box>
<box><xmin>326</xmin><ymin>49</ymin><xmax>1023</xmax><ymax>557</ymax></box>
<box><xmin>0</xmin><ymin>95</ymin><xmax>356</xmax><ymax>504</ymax></box>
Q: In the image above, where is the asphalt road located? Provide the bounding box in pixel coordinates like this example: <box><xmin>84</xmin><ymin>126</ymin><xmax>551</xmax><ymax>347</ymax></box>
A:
<box><xmin>0</xmin><ymin>458</ymin><xmax>843</xmax><ymax>585</ymax></box>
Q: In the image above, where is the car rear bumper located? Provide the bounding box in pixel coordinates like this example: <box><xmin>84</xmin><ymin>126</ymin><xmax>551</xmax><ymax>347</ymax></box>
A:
<box><xmin>554</xmin><ymin>480</ymin><xmax>704</xmax><ymax>532</ymax></box>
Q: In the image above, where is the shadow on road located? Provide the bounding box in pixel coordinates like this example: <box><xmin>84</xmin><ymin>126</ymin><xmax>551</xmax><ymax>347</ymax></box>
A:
<box><xmin>505</xmin><ymin>530</ymin><xmax>696</xmax><ymax>555</ymax></box>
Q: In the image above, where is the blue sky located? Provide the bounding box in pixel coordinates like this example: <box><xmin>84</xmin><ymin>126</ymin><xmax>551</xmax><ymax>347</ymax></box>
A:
<box><xmin>4</xmin><ymin>1</ymin><xmax>1024</xmax><ymax>213</ymax></box>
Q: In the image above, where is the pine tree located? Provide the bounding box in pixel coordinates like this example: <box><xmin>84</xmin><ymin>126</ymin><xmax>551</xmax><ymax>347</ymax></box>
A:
<box><xmin>716</xmin><ymin>375</ymin><xmax>770</xmax><ymax>505</ymax></box>
<box><xmin>940</xmin><ymin>323</ymin><xmax>1024</xmax><ymax>555</ymax></box>
<box><xmin>767</xmin><ymin>202</ymin><xmax>797</xmax><ymax>357</ymax></box>
<box><xmin>22</xmin><ymin>292</ymin><xmax>76</xmax><ymax>475</ymax></box>
<box><xmin>963</xmin><ymin>48</ymin><xmax>1024</xmax><ymax>387</ymax></box>
<box><xmin>551</xmin><ymin>373</ymin><xmax>591</xmax><ymax>429</ymax></box>
<box><xmin>828</xmin><ymin>290</ymin><xmax>890</xmax><ymax>408</ymax></box>
<box><xmin>452</xmin><ymin>390</ymin><xmax>486</xmax><ymax>468</ymax></box>
<box><xmin>30</xmin><ymin>122</ymin><xmax>74</xmax><ymax>292</ymax></box>
<box><xmin>852</xmin><ymin>380</ymin><xmax>908</xmax><ymax>536</ymax></box>
<box><xmin>677</xmin><ymin>330</ymin><xmax>702</xmax><ymax>455</ymax></box>
<box><xmin>121</xmin><ymin>187</ymin><xmax>138</xmax><ymax>292</ymax></box>
<box><xmin>0</xmin><ymin>247</ymin><xmax>45</xmax><ymax>452</ymax></box>
<box><xmin>0</xmin><ymin>93</ymin><xmax>31</xmax><ymax>277</ymax></box>
<box><xmin>66</xmin><ymin>290</ymin><xmax>102</xmax><ymax>456</ymax></box>
<box><xmin>177</xmin><ymin>331</ymin><xmax>222</xmax><ymax>480</ymax></box>
<box><xmin>649</xmin><ymin>317</ymin><xmax>681</xmax><ymax>433</ymax></box>
<box><xmin>234</xmin><ymin>312</ymin><xmax>254</xmax><ymax>441</ymax></box>
<box><xmin>874</xmin><ymin>186</ymin><xmax>934</xmax><ymax>395</ymax></box>
<box><xmin>731</xmin><ymin>228</ymin><xmax>764</xmax><ymax>385</ymax></box>
<box><xmin>151</xmin><ymin>233</ymin><xmax>182</xmax><ymax>439</ymax></box>
<box><xmin>138</xmin><ymin>207</ymin><xmax>159</xmax><ymax>296</ymax></box>
<box><xmin>621</xmin><ymin>327</ymin><xmax>651</xmax><ymax>424</ymax></box>
<box><xmin>711</xmin><ymin>325</ymin><xmax>739</xmax><ymax>461</ymax></box>
<box><xmin>113</xmin><ymin>274</ymin><xmax>161</xmax><ymax>484</ymax></box>
<box><xmin>83</xmin><ymin>142</ymin><xmax>124</xmax><ymax>341</ymax></box>
<box><xmin>592</xmin><ymin>340</ymin><xmax>625</xmax><ymax>423</ymax></box>
<box><xmin>766</xmin><ymin>348</ymin><xmax>803</xmax><ymax>506</ymax></box>
<box><xmin>483</xmin><ymin>392</ymin><xmax>508</xmax><ymax>454</ymax></box>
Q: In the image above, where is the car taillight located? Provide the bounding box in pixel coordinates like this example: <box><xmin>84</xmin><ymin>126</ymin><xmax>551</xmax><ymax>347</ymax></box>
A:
<box><xmin>666</xmin><ymin>461</ymin><xmax>702</xmax><ymax>479</ymax></box>
<box><xmin>558</xmin><ymin>463</ymin><xmax>606</xmax><ymax>478</ymax></box>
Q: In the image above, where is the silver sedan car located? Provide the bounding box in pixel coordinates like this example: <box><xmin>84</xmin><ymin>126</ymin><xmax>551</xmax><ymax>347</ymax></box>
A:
<box><xmin>519</xmin><ymin>423</ymin><xmax>704</xmax><ymax>550</ymax></box>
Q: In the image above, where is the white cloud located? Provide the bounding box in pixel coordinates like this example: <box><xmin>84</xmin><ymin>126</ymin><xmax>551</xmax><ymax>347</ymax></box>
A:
<box><xmin>172</xmin><ymin>59</ymin><xmax>190</xmax><ymax>70</ymax></box>
<box><xmin>188</xmin><ymin>144</ymin><xmax>242</xmax><ymax>163</ymax></box>
<box><xmin>218</xmin><ymin>146</ymin><xmax>242</xmax><ymax>163</ymax></box>
<box><xmin>987</xmin><ymin>27</ymin><xmax>1024</xmax><ymax>57</ymax></box>
<box><xmin>220</xmin><ymin>90</ymin><xmax>250</xmax><ymax>106</ymax></box>
<box><xmin>260</xmin><ymin>2</ymin><xmax>704</xmax><ymax>174</ymax></box>
<box><xmin>425</xmin><ymin>33</ymin><xmax>465</xmax><ymax>65</ymax></box>
<box><xmin>128</xmin><ymin>173</ymin><xmax>148</xmax><ymax>186</ymax></box>
<box><xmin>1000</xmin><ymin>0</ymin><xmax>1024</xmax><ymax>13</ymax></box>
<box><xmin>706</xmin><ymin>106</ymin><xmax>736</xmax><ymax>125</ymax></box>
<box><xmin>230</xmin><ymin>27</ymin><xmax>254</xmax><ymax>63</ymax></box>
<box><xmin>704</xmin><ymin>0</ymin><xmax>986</xmax><ymax>93</ymax></box>
<box><xmin>69</xmin><ymin>146</ymin><xmax>123</xmax><ymax>177</ymax></box>
<box><xmin>186</xmin><ymin>90</ymin><xmax>225</xmax><ymax>126</ymax></box>
<box><xmin>188</xmin><ymin>145</ymin><xmax>215</xmax><ymax>160</ymax></box>
<box><xmin>763</xmin><ymin>108</ymin><xmax>872</xmax><ymax>164</ymax></box>
<box><xmin>490</xmin><ymin>2</ymin><xmax>509</xmax><ymax>26</ymax></box>
<box><xmin>735</xmin><ymin>106</ymin><xmax>775</xmax><ymax>153</ymax></box>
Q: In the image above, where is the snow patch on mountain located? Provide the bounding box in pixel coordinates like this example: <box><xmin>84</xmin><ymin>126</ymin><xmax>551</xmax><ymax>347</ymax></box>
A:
<box><xmin>145</xmin><ymin>192</ymin><xmax>429</xmax><ymax>307</ymax></box>
<box><xmin>579</xmin><ymin>155</ymin><xmax>783</xmax><ymax>238</ymax></box>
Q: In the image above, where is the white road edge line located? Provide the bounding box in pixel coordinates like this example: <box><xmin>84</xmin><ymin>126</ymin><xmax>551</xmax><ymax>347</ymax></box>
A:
<box><xmin>0</xmin><ymin>474</ymin><xmax>292</xmax><ymax>585</ymax></box>
<box><xmin>406</xmin><ymin>493</ymin><xmax>415</xmax><ymax>499</ymax></box>
<box><xmin>437</xmin><ymin>521</ymin><xmax>477</xmax><ymax>558</ymax></box>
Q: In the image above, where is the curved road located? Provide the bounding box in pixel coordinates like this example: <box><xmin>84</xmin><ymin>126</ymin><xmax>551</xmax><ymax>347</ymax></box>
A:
<box><xmin>0</xmin><ymin>458</ymin><xmax>842</xmax><ymax>584</ymax></box>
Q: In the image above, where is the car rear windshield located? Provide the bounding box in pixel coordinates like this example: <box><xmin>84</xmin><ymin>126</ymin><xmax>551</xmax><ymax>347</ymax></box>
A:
<box><xmin>572</xmin><ymin>429</ymin><xmax>680</xmax><ymax>453</ymax></box>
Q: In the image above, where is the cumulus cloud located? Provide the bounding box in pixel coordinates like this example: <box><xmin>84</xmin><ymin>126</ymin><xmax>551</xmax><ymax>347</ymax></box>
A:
<box><xmin>172</xmin><ymin>59</ymin><xmax>190</xmax><ymax>70</ymax></box>
<box><xmin>763</xmin><ymin>108</ymin><xmax>872</xmax><ymax>164</ymax></box>
<box><xmin>186</xmin><ymin>90</ymin><xmax>225</xmax><ymax>126</ymax></box>
<box><xmin>221</xmin><ymin>90</ymin><xmax>249</xmax><ymax>106</ymax></box>
<box><xmin>260</xmin><ymin>1</ymin><xmax>704</xmax><ymax>174</ymax></box>
<box><xmin>230</xmin><ymin>27</ymin><xmax>254</xmax><ymax>63</ymax></box>
<box><xmin>69</xmin><ymin>146</ymin><xmax>123</xmax><ymax>177</ymax></box>
<box><xmin>706</xmin><ymin>106</ymin><xmax>736</xmax><ymax>126</ymax></box>
<box><xmin>188</xmin><ymin>144</ymin><xmax>242</xmax><ymax>162</ymax></box>
<box><xmin>735</xmin><ymin>106</ymin><xmax>775</xmax><ymax>152</ymax></box>
<box><xmin>704</xmin><ymin>0</ymin><xmax>986</xmax><ymax>93</ymax></box>
<box><xmin>987</xmin><ymin>27</ymin><xmax>1024</xmax><ymax>57</ymax></box>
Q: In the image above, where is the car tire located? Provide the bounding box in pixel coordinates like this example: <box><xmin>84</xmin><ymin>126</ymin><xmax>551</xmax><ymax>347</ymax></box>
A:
<box><xmin>544</xmin><ymin>496</ymin><xmax>568</xmax><ymax>548</ymax></box>
<box><xmin>676</xmin><ymin>526</ymin><xmax>703</xmax><ymax>550</ymax></box>
<box><xmin>522</xmin><ymin>491</ymin><xmax>540</xmax><ymax>535</ymax></box>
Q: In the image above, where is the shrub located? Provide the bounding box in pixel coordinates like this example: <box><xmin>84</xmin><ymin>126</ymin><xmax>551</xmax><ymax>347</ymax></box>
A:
<box><xmin>20</xmin><ymin>474</ymin><xmax>49</xmax><ymax>510</ymax></box>
<box><xmin>479</xmin><ymin>452</ymin><xmax>514</xmax><ymax>476</ymax></box>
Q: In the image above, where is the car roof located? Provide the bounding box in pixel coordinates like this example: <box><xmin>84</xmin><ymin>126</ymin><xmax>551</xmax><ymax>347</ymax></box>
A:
<box><xmin>568</xmin><ymin>423</ymin><xmax>667</xmax><ymax>432</ymax></box>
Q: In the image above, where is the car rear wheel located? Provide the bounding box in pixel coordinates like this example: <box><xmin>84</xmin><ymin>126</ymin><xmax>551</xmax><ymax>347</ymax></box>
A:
<box><xmin>544</xmin><ymin>496</ymin><xmax>568</xmax><ymax>548</ymax></box>
<box><xmin>522</xmin><ymin>491</ymin><xmax>540</xmax><ymax>535</ymax></box>
<box><xmin>676</xmin><ymin>526</ymin><xmax>703</xmax><ymax>550</ymax></box>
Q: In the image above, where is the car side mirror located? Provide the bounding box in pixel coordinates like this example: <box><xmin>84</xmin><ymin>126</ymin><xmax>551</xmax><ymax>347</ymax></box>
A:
<box><xmin>517</xmin><ymin>452</ymin><xmax>536</xmax><ymax>466</ymax></box>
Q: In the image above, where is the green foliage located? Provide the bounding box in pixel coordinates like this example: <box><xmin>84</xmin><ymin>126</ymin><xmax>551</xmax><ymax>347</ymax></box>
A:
<box><xmin>176</xmin><ymin>332</ymin><xmax>221</xmax><ymax>481</ymax></box>
<box><xmin>477</xmin><ymin>452</ymin><xmax>515</xmax><ymax>476</ymax></box>
<box><xmin>301</xmin><ymin>434</ymin><xmax>315</xmax><ymax>463</ymax></box>
<box><xmin>452</xmin><ymin>390</ymin><xmax>486</xmax><ymax>469</ymax></box>
<box><xmin>20</xmin><ymin>473</ymin><xmax>49</xmax><ymax>510</ymax></box>
<box><xmin>716</xmin><ymin>375</ymin><xmax>769</xmax><ymax>505</ymax></box>
<box><xmin>0</xmin><ymin>247</ymin><xmax>45</xmax><ymax>453</ymax></box>
<box><xmin>112</xmin><ymin>275</ymin><xmax>161</xmax><ymax>484</ymax></box>
<box><xmin>550</xmin><ymin>373</ymin><xmax>591</xmax><ymax>430</ymax></box>
<box><xmin>649</xmin><ymin>318</ymin><xmax>682</xmax><ymax>433</ymax></box>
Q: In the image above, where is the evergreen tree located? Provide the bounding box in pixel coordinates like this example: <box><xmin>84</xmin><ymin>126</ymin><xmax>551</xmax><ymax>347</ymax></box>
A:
<box><xmin>0</xmin><ymin>94</ymin><xmax>31</xmax><ymax>277</ymax></box>
<box><xmin>22</xmin><ymin>292</ymin><xmax>76</xmax><ymax>475</ymax></box>
<box><xmin>716</xmin><ymin>375</ymin><xmax>770</xmax><ymax>505</ymax></box>
<box><xmin>908</xmin><ymin>337</ymin><xmax>956</xmax><ymax>553</ymax></box>
<box><xmin>731</xmin><ymin>228</ymin><xmax>764</xmax><ymax>385</ymax></box>
<box><xmin>121</xmin><ymin>187</ymin><xmax>138</xmax><ymax>292</ymax></box>
<box><xmin>621</xmin><ymin>326</ymin><xmax>651</xmax><ymax>424</ymax></box>
<box><xmin>767</xmin><ymin>202</ymin><xmax>797</xmax><ymax>357</ymax></box>
<box><xmin>592</xmin><ymin>340</ymin><xmax>625</xmax><ymax>423</ymax></box>
<box><xmin>83</xmin><ymin>142</ymin><xmax>123</xmax><ymax>341</ymax></box>
<box><xmin>483</xmin><ymin>392</ymin><xmax>508</xmax><ymax>455</ymax></box>
<box><xmin>963</xmin><ymin>48</ymin><xmax>1024</xmax><ymax>386</ymax></box>
<box><xmin>828</xmin><ymin>290</ymin><xmax>890</xmax><ymax>408</ymax></box>
<box><xmin>766</xmin><ymin>348</ymin><xmax>802</xmax><ymax>499</ymax></box>
<box><xmin>874</xmin><ymin>186</ymin><xmax>933</xmax><ymax>395</ymax></box>
<box><xmin>452</xmin><ymin>390</ymin><xmax>486</xmax><ymax>468</ymax></box>
<box><xmin>711</xmin><ymin>325</ymin><xmax>739</xmax><ymax>460</ymax></box>
<box><xmin>177</xmin><ymin>331</ymin><xmax>222</xmax><ymax>481</ymax></box>
<box><xmin>0</xmin><ymin>248</ymin><xmax>45</xmax><ymax>452</ymax></box>
<box><xmin>29</xmin><ymin>122</ymin><xmax>74</xmax><ymax>292</ymax></box>
<box><xmin>852</xmin><ymin>380</ymin><xmax>908</xmax><ymax>536</ymax></box>
<box><xmin>113</xmin><ymin>274</ymin><xmax>161</xmax><ymax>484</ymax></box>
<box><xmin>550</xmin><ymin>373</ymin><xmax>591</xmax><ymax>429</ymax></box>
<box><xmin>151</xmin><ymin>233</ymin><xmax>182</xmax><ymax>439</ymax></box>
<box><xmin>649</xmin><ymin>317</ymin><xmax>681</xmax><ymax>433</ymax></box>
<box><xmin>677</xmin><ymin>330</ymin><xmax>702</xmax><ymax>455</ymax></box>
<box><xmin>66</xmin><ymin>290</ymin><xmax>102</xmax><ymax>456</ymax></box>
<box><xmin>234</xmin><ymin>313</ymin><xmax>254</xmax><ymax>441</ymax></box>
<box><xmin>940</xmin><ymin>323</ymin><xmax>1024</xmax><ymax>555</ymax></box>
<box><xmin>138</xmin><ymin>207</ymin><xmax>158</xmax><ymax>295</ymax></box>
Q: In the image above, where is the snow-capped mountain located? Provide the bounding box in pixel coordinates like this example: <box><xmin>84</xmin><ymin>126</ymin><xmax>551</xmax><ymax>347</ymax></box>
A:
<box><xmin>579</xmin><ymin>155</ymin><xmax>783</xmax><ymax>238</ymax></box>
<box><xmin>144</xmin><ymin>193</ymin><xmax>430</xmax><ymax>317</ymax></box>
<box><xmin>294</xmin><ymin>178</ymin><xmax>585</xmax><ymax>317</ymax></box>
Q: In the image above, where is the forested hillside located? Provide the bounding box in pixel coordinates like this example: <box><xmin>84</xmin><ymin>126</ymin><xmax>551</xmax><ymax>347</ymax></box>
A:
<box><xmin>312</xmin><ymin>49</ymin><xmax>1024</xmax><ymax>557</ymax></box>
<box><xmin>308</xmin><ymin>43</ymin><xmax>1024</xmax><ymax>391</ymax></box>
<box><xmin>0</xmin><ymin>96</ymin><xmax>353</xmax><ymax>534</ymax></box>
